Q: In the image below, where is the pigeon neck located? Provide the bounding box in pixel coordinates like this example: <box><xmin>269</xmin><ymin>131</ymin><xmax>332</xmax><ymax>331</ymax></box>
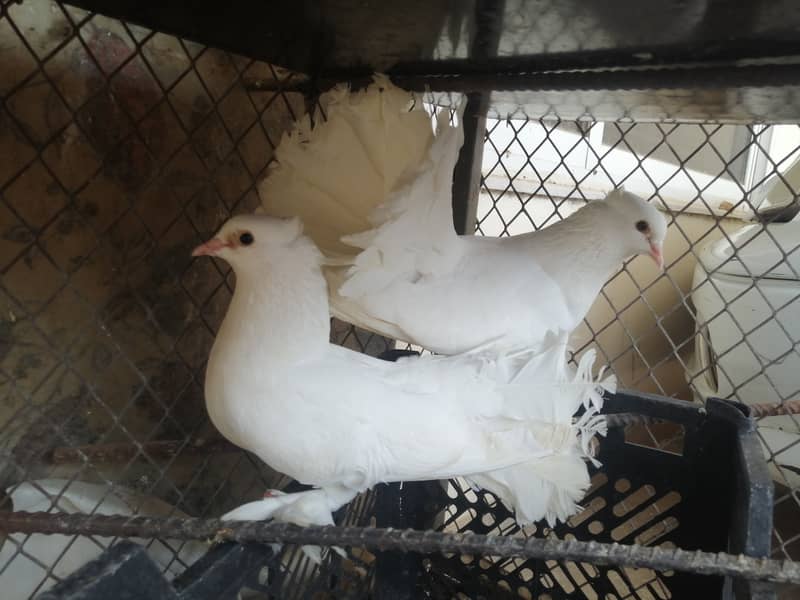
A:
<box><xmin>560</xmin><ymin>202</ymin><xmax>632</xmax><ymax>264</ymax></box>
<box><xmin>570</xmin><ymin>230</ymin><xmax>629</xmax><ymax>292</ymax></box>
<box><xmin>537</xmin><ymin>205</ymin><xmax>633</xmax><ymax>323</ymax></box>
<box><xmin>219</xmin><ymin>245</ymin><xmax>330</xmax><ymax>365</ymax></box>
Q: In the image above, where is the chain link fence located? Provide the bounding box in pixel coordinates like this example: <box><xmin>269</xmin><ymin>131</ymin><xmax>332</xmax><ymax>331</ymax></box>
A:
<box><xmin>0</xmin><ymin>0</ymin><xmax>798</xmax><ymax>598</ymax></box>
<box><xmin>478</xmin><ymin>117</ymin><xmax>800</xmax><ymax>567</ymax></box>
<box><xmin>0</xmin><ymin>2</ymin><xmax>343</xmax><ymax>595</ymax></box>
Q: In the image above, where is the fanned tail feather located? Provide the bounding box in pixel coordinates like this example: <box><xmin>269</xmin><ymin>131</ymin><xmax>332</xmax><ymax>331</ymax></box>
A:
<box><xmin>470</xmin><ymin>342</ymin><xmax>615</xmax><ymax>525</ymax></box>
<box><xmin>258</xmin><ymin>75</ymin><xmax>433</xmax><ymax>259</ymax></box>
<box><xmin>467</xmin><ymin>454</ymin><xmax>592</xmax><ymax>526</ymax></box>
<box><xmin>258</xmin><ymin>75</ymin><xmax>447</xmax><ymax>339</ymax></box>
<box><xmin>338</xmin><ymin>101</ymin><xmax>467</xmax><ymax>299</ymax></box>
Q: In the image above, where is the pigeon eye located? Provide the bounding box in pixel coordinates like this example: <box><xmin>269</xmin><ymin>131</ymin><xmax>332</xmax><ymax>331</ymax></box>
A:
<box><xmin>239</xmin><ymin>232</ymin><xmax>254</xmax><ymax>246</ymax></box>
<box><xmin>635</xmin><ymin>220</ymin><xmax>649</xmax><ymax>233</ymax></box>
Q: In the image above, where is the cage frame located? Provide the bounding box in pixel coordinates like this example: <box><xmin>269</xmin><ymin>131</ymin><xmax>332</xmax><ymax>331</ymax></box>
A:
<box><xmin>3</xmin><ymin>0</ymin><xmax>800</xmax><ymax>598</ymax></box>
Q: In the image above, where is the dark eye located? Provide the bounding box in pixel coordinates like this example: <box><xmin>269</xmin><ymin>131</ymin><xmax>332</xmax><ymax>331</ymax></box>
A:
<box><xmin>239</xmin><ymin>232</ymin><xmax>254</xmax><ymax>246</ymax></box>
<box><xmin>635</xmin><ymin>220</ymin><xmax>649</xmax><ymax>233</ymax></box>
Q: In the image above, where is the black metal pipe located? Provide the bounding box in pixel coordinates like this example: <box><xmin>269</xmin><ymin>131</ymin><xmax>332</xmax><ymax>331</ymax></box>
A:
<box><xmin>246</xmin><ymin>62</ymin><xmax>800</xmax><ymax>96</ymax></box>
<box><xmin>384</xmin><ymin>43</ymin><xmax>800</xmax><ymax>78</ymax></box>
<box><xmin>450</xmin><ymin>0</ymin><xmax>503</xmax><ymax>235</ymax></box>
<box><xmin>390</xmin><ymin>62</ymin><xmax>800</xmax><ymax>93</ymax></box>
<box><xmin>1</xmin><ymin>511</ymin><xmax>799</xmax><ymax>584</ymax></box>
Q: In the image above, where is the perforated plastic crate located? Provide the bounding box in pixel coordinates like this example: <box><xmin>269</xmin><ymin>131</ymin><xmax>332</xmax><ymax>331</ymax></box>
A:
<box><xmin>37</xmin><ymin>391</ymin><xmax>773</xmax><ymax>600</ymax></box>
<box><xmin>410</xmin><ymin>392</ymin><xmax>775</xmax><ymax>600</ymax></box>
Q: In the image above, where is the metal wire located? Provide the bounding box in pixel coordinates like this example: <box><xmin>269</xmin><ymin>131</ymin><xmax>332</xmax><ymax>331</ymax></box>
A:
<box><xmin>2</xmin><ymin>512</ymin><xmax>800</xmax><ymax>585</ymax></box>
<box><xmin>0</xmin><ymin>3</ymin><xmax>336</xmax><ymax>594</ymax></box>
<box><xmin>246</xmin><ymin>62</ymin><xmax>800</xmax><ymax>95</ymax></box>
<box><xmin>477</xmin><ymin>115</ymin><xmax>800</xmax><ymax>564</ymax></box>
<box><xmin>3</xmin><ymin>0</ymin><xmax>800</xmax><ymax>596</ymax></box>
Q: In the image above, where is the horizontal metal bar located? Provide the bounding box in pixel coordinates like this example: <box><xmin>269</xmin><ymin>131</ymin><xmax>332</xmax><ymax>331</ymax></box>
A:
<box><xmin>392</xmin><ymin>63</ymin><xmax>800</xmax><ymax>93</ymax></box>
<box><xmin>0</xmin><ymin>511</ymin><xmax>798</xmax><ymax>584</ymax></box>
<box><xmin>55</xmin><ymin>0</ymin><xmax>800</xmax><ymax>83</ymax></box>
<box><xmin>246</xmin><ymin>63</ymin><xmax>800</xmax><ymax>97</ymax></box>
<box><xmin>383</xmin><ymin>43</ymin><xmax>800</xmax><ymax>77</ymax></box>
<box><xmin>749</xmin><ymin>399</ymin><xmax>800</xmax><ymax>419</ymax></box>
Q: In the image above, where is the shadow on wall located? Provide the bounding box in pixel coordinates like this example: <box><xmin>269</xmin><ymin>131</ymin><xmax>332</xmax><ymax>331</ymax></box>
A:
<box><xmin>1</xmin><ymin>3</ymin><xmax>303</xmax><ymax>515</ymax></box>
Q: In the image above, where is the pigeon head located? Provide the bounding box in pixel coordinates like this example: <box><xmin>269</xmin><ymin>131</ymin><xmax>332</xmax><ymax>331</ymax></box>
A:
<box><xmin>191</xmin><ymin>214</ymin><xmax>307</xmax><ymax>268</ymax></box>
<box><xmin>603</xmin><ymin>189</ymin><xmax>668</xmax><ymax>269</ymax></box>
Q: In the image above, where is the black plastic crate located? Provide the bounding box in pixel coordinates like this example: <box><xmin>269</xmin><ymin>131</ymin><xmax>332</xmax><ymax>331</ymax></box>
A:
<box><xmin>39</xmin><ymin>390</ymin><xmax>774</xmax><ymax>600</ymax></box>
<box><xmin>407</xmin><ymin>392</ymin><xmax>775</xmax><ymax>600</ymax></box>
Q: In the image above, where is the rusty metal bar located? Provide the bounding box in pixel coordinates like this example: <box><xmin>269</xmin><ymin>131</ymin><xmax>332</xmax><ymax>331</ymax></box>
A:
<box><xmin>749</xmin><ymin>399</ymin><xmax>800</xmax><ymax>419</ymax></box>
<box><xmin>1</xmin><ymin>512</ymin><xmax>799</xmax><ymax>584</ymax></box>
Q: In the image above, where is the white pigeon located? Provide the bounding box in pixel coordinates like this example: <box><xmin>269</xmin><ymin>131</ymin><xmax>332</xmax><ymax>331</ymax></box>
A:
<box><xmin>259</xmin><ymin>76</ymin><xmax>668</xmax><ymax>354</ymax></box>
<box><xmin>193</xmin><ymin>214</ymin><xmax>614</xmax><ymax>533</ymax></box>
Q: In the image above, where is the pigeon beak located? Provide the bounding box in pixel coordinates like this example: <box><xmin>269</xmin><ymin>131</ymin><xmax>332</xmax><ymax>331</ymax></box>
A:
<box><xmin>192</xmin><ymin>238</ymin><xmax>229</xmax><ymax>257</ymax></box>
<box><xmin>649</xmin><ymin>241</ymin><xmax>664</xmax><ymax>270</ymax></box>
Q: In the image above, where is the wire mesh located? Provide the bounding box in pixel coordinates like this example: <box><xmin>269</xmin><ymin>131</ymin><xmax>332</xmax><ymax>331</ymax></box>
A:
<box><xmin>0</xmin><ymin>0</ymin><xmax>797</xmax><ymax>598</ymax></box>
<box><xmin>0</xmin><ymin>1</ymin><xmax>390</xmax><ymax>596</ymax></box>
<box><xmin>476</xmin><ymin>117</ymin><xmax>800</xmax><ymax>566</ymax></box>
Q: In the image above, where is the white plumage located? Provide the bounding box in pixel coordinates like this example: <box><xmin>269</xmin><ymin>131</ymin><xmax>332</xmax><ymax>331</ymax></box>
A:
<box><xmin>259</xmin><ymin>76</ymin><xmax>668</xmax><ymax>354</ymax></box>
<box><xmin>193</xmin><ymin>216</ymin><xmax>614</xmax><ymax>531</ymax></box>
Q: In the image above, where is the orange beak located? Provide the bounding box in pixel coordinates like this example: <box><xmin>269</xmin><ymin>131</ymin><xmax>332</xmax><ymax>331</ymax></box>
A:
<box><xmin>191</xmin><ymin>238</ymin><xmax>229</xmax><ymax>257</ymax></box>
<box><xmin>649</xmin><ymin>241</ymin><xmax>664</xmax><ymax>270</ymax></box>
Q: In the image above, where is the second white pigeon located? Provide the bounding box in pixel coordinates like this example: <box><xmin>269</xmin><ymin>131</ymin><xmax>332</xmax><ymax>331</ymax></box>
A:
<box><xmin>259</xmin><ymin>76</ymin><xmax>668</xmax><ymax>354</ymax></box>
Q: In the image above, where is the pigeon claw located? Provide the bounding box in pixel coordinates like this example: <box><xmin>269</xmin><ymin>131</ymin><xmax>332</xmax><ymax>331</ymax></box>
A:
<box><xmin>213</xmin><ymin>527</ymin><xmax>235</xmax><ymax>544</ymax></box>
